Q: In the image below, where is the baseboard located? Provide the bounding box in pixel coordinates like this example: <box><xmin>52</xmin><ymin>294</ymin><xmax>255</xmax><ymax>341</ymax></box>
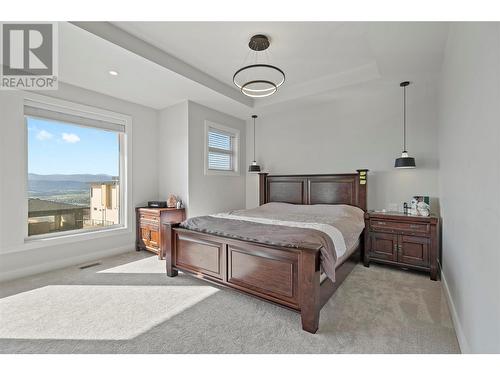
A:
<box><xmin>0</xmin><ymin>244</ymin><xmax>134</xmax><ymax>283</ymax></box>
<box><xmin>441</xmin><ymin>268</ymin><xmax>470</xmax><ymax>353</ymax></box>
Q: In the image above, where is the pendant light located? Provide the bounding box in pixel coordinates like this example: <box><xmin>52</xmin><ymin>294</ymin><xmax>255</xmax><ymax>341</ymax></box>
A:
<box><xmin>248</xmin><ymin>115</ymin><xmax>261</xmax><ymax>172</ymax></box>
<box><xmin>233</xmin><ymin>35</ymin><xmax>285</xmax><ymax>98</ymax></box>
<box><xmin>395</xmin><ymin>81</ymin><xmax>416</xmax><ymax>169</ymax></box>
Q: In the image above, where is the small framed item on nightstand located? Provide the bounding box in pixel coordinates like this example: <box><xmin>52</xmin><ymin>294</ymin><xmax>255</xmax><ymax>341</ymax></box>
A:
<box><xmin>363</xmin><ymin>211</ymin><xmax>440</xmax><ymax>280</ymax></box>
<box><xmin>410</xmin><ymin>196</ymin><xmax>431</xmax><ymax>216</ymax></box>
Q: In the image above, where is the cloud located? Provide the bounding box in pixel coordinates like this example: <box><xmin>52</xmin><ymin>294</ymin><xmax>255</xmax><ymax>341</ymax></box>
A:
<box><xmin>61</xmin><ymin>133</ymin><xmax>81</xmax><ymax>143</ymax></box>
<box><xmin>36</xmin><ymin>130</ymin><xmax>53</xmax><ymax>141</ymax></box>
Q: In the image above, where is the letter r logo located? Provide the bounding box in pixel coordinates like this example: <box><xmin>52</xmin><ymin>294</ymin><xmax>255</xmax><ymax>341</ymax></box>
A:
<box><xmin>2</xmin><ymin>23</ymin><xmax>53</xmax><ymax>75</ymax></box>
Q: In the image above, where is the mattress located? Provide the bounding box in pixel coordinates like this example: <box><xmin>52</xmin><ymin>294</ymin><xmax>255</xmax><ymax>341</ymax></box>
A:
<box><xmin>211</xmin><ymin>202</ymin><xmax>364</xmax><ymax>258</ymax></box>
<box><xmin>181</xmin><ymin>203</ymin><xmax>365</xmax><ymax>281</ymax></box>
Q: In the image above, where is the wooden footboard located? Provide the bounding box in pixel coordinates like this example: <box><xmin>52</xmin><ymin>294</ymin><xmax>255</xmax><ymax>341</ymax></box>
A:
<box><xmin>166</xmin><ymin>226</ymin><xmax>360</xmax><ymax>333</ymax></box>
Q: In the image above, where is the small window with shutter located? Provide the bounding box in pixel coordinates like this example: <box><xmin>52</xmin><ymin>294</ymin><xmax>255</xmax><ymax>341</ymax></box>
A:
<box><xmin>205</xmin><ymin>121</ymin><xmax>240</xmax><ymax>176</ymax></box>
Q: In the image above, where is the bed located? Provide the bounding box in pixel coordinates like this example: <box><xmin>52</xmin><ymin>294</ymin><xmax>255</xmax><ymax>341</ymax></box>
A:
<box><xmin>164</xmin><ymin>170</ymin><xmax>368</xmax><ymax>333</ymax></box>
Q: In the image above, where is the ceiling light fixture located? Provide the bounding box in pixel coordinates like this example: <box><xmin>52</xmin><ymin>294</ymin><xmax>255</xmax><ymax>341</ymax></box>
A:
<box><xmin>109</xmin><ymin>70</ymin><xmax>119</xmax><ymax>76</ymax></box>
<box><xmin>233</xmin><ymin>34</ymin><xmax>285</xmax><ymax>98</ymax></box>
<box><xmin>248</xmin><ymin>115</ymin><xmax>262</xmax><ymax>172</ymax></box>
<box><xmin>395</xmin><ymin>81</ymin><xmax>416</xmax><ymax>169</ymax></box>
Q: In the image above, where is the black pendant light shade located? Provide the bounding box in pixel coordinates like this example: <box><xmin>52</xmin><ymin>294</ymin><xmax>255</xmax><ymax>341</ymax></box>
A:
<box><xmin>395</xmin><ymin>152</ymin><xmax>416</xmax><ymax>168</ymax></box>
<box><xmin>249</xmin><ymin>161</ymin><xmax>261</xmax><ymax>172</ymax></box>
<box><xmin>248</xmin><ymin>115</ymin><xmax>261</xmax><ymax>172</ymax></box>
<box><xmin>395</xmin><ymin>81</ymin><xmax>416</xmax><ymax>169</ymax></box>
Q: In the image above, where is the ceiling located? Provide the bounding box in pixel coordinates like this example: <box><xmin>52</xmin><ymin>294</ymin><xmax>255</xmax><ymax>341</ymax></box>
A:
<box><xmin>59</xmin><ymin>22</ymin><xmax>449</xmax><ymax>118</ymax></box>
<box><xmin>58</xmin><ymin>22</ymin><xmax>251</xmax><ymax>117</ymax></box>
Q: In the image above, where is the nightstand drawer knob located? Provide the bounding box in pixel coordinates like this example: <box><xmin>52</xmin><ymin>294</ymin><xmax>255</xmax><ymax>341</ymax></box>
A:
<box><xmin>377</xmin><ymin>221</ymin><xmax>386</xmax><ymax>225</ymax></box>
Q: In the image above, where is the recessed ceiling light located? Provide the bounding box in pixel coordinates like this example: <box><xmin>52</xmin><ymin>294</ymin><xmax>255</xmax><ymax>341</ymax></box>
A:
<box><xmin>109</xmin><ymin>70</ymin><xmax>119</xmax><ymax>76</ymax></box>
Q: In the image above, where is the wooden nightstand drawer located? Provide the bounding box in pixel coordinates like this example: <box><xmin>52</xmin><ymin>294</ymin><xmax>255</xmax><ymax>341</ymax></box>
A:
<box><xmin>140</xmin><ymin>214</ymin><xmax>159</xmax><ymax>222</ymax></box>
<box><xmin>140</xmin><ymin>222</ymin><xmax>159</xmax><ymax>231</ymax></box>
<box><xmin>370</xmin><ymin>219</ymin><xmax>429</xmax><ymax>235</ymax></box>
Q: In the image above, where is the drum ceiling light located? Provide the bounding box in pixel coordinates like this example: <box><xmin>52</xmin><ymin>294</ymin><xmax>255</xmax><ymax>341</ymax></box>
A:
<box><xmin>233</xmin><ymin>34</ymin><xmax>285</xmax><ymax>98</ymax></box>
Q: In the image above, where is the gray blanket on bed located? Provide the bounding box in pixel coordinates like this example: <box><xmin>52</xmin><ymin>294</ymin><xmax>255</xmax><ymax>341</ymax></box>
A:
<box><xmin>180</xmin><ymin>203</ymin><xmax>365</xmax><ymax>282</ymax></box>
<box><xmin>180</xmin><ymin>216</ymin><xmax>338</xmax><ymax>281</ymax></box>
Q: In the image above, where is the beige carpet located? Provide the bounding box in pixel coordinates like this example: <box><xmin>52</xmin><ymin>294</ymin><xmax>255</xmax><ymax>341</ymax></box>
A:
<box><xmin>0</xmin><ymin>251</ymin><xmax>459</xmax><ymax>353</ymax></box>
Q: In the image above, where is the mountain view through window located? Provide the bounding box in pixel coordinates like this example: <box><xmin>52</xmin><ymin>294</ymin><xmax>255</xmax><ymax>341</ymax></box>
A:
<box><xmin>27</xmin><ymin>116</ymin><xmax>121</xmax><ymax>236</ymax></box>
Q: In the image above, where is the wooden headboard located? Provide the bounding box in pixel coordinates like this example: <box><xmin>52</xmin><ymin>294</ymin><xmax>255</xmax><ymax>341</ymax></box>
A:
<box><xmin>258</xmin><ymin>170</ymin><xmax>368</xmax><ymax>211</ymax></box>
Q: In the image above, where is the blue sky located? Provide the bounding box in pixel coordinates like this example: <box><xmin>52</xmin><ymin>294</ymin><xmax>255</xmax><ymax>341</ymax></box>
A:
<box><xmin>27</xmin><ymin>117</ymin><xmax>119</xmax><ymax>176</ymax></box>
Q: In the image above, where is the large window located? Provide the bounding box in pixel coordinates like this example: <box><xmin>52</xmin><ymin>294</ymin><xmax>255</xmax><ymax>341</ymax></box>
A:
<box><xmin>205</xmin><ymin>121</ymin><xmax>240</xmax><ymax>176</ymax></box>
<box><xmin>25</xmin><ymin>101</ymin><xmax>126</xmax><ymax>238</ymax></box>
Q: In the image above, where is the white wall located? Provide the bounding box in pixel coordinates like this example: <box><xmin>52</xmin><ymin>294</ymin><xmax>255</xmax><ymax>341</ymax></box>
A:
<box><xmin>157</xmin><ymin>100</ymin><xmax>247</xmax><ymax>218</ymax></box>
<box><xmin>437</xmin><ymin>23</ymin><xmax>500</xmax><ymax>353</ymax></box>
<box><xmin>246</xmin><ymin>82</ymin><xmax>440</xmax><ymax>211</ymax></box>
<box><xmin>158</xmin><ymin>101</ymin><xmax>189</xmax><ymax>210</ymax></box>
<box><xmin>0</xmin><ymin>83</ymin><xmax>158</xmax><ymax>281</ymax></box>
<box><xmin>187</xmin><ymin>101</ymin><xmax>246</xmax><ymax>217</ymax></box>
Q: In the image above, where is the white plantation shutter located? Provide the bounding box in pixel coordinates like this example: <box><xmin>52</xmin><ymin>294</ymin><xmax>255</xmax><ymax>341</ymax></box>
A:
<box><xmin>208</xmin><ymin>127</ymin><xmax>234</xmax><ymax>171</ymax></box>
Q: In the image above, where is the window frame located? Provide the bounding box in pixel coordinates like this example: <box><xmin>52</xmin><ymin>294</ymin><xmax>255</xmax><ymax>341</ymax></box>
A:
<box><xmin>204</xmin><ymin>120</ymin><xmax>240</xmax><ymax>176</ymax></box>
<box><xmin>22</xmin><ymin>93</ymin><xmax>131</xmax><ymax>243</ymax></box>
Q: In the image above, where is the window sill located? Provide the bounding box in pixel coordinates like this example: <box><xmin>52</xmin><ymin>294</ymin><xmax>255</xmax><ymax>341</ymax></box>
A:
<box><xmin>2</xmin><ymin>225</ymin><xmax>133</xmax><ymax>254</ymax></box>
<box><xmin>204</xmin><ymin>169</ymin><xmax>241</xmax><ymax>177</ymax></box>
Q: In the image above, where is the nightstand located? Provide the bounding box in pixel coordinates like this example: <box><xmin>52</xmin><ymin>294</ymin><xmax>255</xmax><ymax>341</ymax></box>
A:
<box><xmin>363</xmin><ymin>211</ymin><xmax>440</xmax><ymax>280</ymax></box>
<box><xmin>136</xmin><ymin>207</ymin><xmax>185</xmax><ymax>259</ymax></box>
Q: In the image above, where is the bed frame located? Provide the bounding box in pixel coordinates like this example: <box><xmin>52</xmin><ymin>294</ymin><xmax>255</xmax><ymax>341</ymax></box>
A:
<box><xmin>164</xmin><ymin>170</ymin><xmax>368</xmax><ymax>333</ymax></box>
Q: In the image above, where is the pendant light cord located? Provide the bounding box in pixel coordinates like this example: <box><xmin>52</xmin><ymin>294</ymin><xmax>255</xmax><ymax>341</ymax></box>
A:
<box><xmin>403</xmin><ymin>85</ymin><xmax>407</xmax><ymax>152</ymax></box>
<box><xmin>253</xmin><ymin>116</ymin><xmax>256</xmax><ymax>161</ymax></box>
